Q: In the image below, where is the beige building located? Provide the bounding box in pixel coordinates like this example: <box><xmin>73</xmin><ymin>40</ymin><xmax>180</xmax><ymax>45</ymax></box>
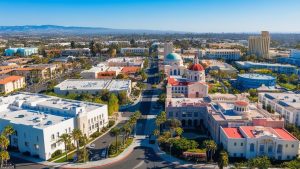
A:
<box><xmin>0</xmin><ymin>76</ymin><xmax>25</xmax><ymax>94</ymax></box>
<box><xmin>248</xmin><ymin>31</ymin><xmax>270</xmax><ymax>59</ymax></box>
<box><xmin>164</xmin><ymin>42</ymin><xmax>173</xmax><ymax>57</ymax></box>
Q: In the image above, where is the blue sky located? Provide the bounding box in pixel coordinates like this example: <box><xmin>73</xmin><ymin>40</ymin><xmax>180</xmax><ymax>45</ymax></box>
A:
<box><xmin>0</xmin><ymin>0</ymin><xmax>299</xmax><ymax>33</ymax></box>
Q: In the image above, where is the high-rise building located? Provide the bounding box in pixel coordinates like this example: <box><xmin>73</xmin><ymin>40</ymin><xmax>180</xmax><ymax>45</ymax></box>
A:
<box><xmin>164</xmin><ymin>42</ymin><xmax>173</xmax><ymax>57</ymax></box>
<box><xmin>248</xmin><ymin>31</ymin><xmax>270</xmax><ymax>59</ymax></box>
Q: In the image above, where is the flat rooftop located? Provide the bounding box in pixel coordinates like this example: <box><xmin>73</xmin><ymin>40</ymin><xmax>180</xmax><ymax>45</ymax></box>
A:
<box><xmin>236</xmin><ymin>61</ymin><xmax>296</xmax><ymax>68</ymax></box>
<box><xmin>166</xmin><ymin>98</ymin><xmax>207</xmax><ymax>107</ymax></box>
<box><xmin>0</xmin><ymin>92</ymin><xmax>106</xmax><ymax>129</ymax></box>
<box><xmin>55</xmin><ymin>79</ymin><xmax>131</xmax><ymax>91</ymax></box>
<box><xmin>262</xmin><ymin>92</ymin><xmax>300</xmax><ymax>110</ymax></box>
<box><xmin>238</xmin><ymin>73</ymin><xmax>275</xmax><ymax>80</ymax></box>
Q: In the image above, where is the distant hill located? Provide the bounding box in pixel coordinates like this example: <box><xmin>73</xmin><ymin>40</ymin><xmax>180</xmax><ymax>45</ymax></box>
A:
<box><xmin>0</xmin><ymin>25</ymin><xmax>185</xmax><ymax>35</ymax></box>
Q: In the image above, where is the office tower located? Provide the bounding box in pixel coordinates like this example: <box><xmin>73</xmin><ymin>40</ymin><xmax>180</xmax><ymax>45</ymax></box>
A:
<box><xmin>248</xmin><ymin>31</ymin><xmax>270</xmax><ymax>59</ymax></box>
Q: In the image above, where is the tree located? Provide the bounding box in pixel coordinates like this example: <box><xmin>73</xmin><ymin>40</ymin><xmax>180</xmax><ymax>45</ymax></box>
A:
<box><xmin>71</xmin><ymin>41</ymin><xmax>76</xmax><ymax>49</ymax></box>
<box><xmin>71</xmin><ymin>128</ymin><xmax>83</xmax><ymax>159</ymax></box>
<box><xmin>0</xmin><ymin>135</ymin><xmax>9</xmax><ymax>151</ymax></box>
<box><xmin>110</xmin><ymin>127</ymin><xmax>121</xmax><ymax>153</ymax></box>
<box><xmin>0</xmin><ymin>151</ymin><xmax>9</xmax><ymax>168</ymax></box>
<box><xmin>130</xmin><ymin>38</ymin><xmax>136</xmax><ymax>47</ymax></box>
<box><xmin>89</xmin><ymin>40</ymin><xmax>96</xmax><ymax>56</ymax></box>
<box><xmin>153</xmin><ymin>129</ymin><xmax>160</xmax><ymax>137</ymax></box>
<box><xmin>100</xmin><ymin>89</ymin><xmax>110</xmax><ymax>101</ymax></box>
<box><xmin>59</xmin><ymin>133</ymin><xmax>71</xmax><ymax>161</ymax></box>
<box><xmin>79</xmin><ymin>136</ymin><xmax>88</xmax><ymax>162</ymax></box>
<box><xmin>2</xmin><ymin>125</ymin><xmax>14</xmax><ymax>148</ymax></box>
<box><xmin>108</xmin><ymin>93</ymin><xmax>119</xmax><ymax>116</ymax></box>
<box><xmin>218</xmin><ymin>151</ymin><xmax>228</xmax><ymax>169</ymax></box>
<box><xmin>174</xmin><ymin>127</ymin><xmax>183</xmax><ymax>137</ymax></box>
<box><xmin>118</xmin><ymin>91</ymin><xmax>128</xmax><ymax>105</ymax></box>
<box><xmin>247</xmin><ymin>156</ymin><xmax>271</xmax><ymax>169</ymax></box>
<box><xmin>203</xmin><ymin>140</ymin><xmax>217</xmax><ymax>162</ymax></box>
<box><xmin>155</xmin><ymin>111</ymin><xmax>167</xmax><ymax>134</ymax></box>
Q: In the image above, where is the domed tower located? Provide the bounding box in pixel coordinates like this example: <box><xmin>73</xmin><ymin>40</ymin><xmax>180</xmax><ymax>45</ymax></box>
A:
<box><xmin>187</xmin><ymin>53</ymin><xmax>205</xmax><ymax>82</ymax></box>
<box><xmin>233</xmin><ymin>101</ymin><xmax>250</xmax><ymax>119</ymax></box>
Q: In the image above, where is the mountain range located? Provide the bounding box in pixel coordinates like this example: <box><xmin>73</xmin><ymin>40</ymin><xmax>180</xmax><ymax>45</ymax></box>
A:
<box><xmin>0</xmin><ymin>25</ymin><xmax>185</xmax><ymax>35</ymax></box>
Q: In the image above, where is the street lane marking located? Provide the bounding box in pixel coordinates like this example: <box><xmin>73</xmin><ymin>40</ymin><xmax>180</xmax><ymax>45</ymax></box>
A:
<box><xmin>133</xmin><ymin>160</ymin><xmax>144</xmax><ymax>169</ymax></box>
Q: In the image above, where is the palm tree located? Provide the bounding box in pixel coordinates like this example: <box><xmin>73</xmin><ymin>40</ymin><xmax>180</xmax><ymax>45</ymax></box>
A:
<box><xmin>122</xmin><ymin>123</ymin><xmax>132</xmax><ymax>141</ymax></box>
<box><xmin>203</xmin><ymin>140</ymin><xmax>217</xmax><ymax>162</ymax></box>
<box><xmin>218</xmin><ymin>151</ymin><xmax>229</xmax><ymax>169</ymax></box>
<box><xmin>80</xmin><ymin>136</ymin><xmax>88</xmax><ymax>163</ymax></box>
<box><xmin>71</xmin><ymin>129</ymin><xmax>82</xmax><ymax>159</ymax></box>
<box><xmin>0</xmin><ymin>151</ymin><xmax>9</xmax><ymax>168</ymax></box>
<box><xmin>58</xmin><ymin>133</ymin><xmax>71</xmax><ymax>161</ymax></box>
<box><xmin>155</xmin><ymin>111</ymin><xmax>167</xmax><ymax>134</ymax></box>
<box><xmin>110</xmin><ymin>127</ymin><xmax>120</xmax><ymax>153</ymax></box>
<box><xmin>2</xmin><ymin>125</ymin><xmax>14</xmax><ymax>149</ymax></box>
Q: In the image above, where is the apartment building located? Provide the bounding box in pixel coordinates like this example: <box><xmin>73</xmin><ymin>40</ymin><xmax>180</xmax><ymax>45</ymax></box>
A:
<box><xmin>0</xmin><ymin>76</ymin><xmax>25</xmax><ymax>94</ymax></box>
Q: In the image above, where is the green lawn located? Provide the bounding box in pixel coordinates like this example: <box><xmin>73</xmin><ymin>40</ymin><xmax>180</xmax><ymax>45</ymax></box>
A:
<box><xmin>279</xmin><ymin>83</ymin><xmax>297</xmax><ymax>90</ymax></box>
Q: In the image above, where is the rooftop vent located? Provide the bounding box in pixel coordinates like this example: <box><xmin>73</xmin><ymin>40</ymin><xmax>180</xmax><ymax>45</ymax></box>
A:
<box><xmin>17</xmin><ymin>114</ymin><xmax>25</xmax><ymax>118</ymax></box>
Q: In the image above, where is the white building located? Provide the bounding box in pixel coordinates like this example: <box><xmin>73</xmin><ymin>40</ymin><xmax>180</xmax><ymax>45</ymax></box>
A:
<box><xmin>54</xmin><ymin>79</ymin><xmax>131</xmax><ymax>96</ymax></box>
<box><xmin>259</xmin><ymin>92</ymin><xmax>300</xmax><ymax>126</ymax></box>
<box><xmin>220</xmin><ymin>126</ymin><xmax>299</xmax><ymax>160</ymax></box>
<box><xmin>120</xmin><ymin>48</ymin><xmax>149</xmax><ymax>55</ymax></box>
<box><xmin>107</xmin><ymin>57</ymin><xmax>144</xmax><ymax>68</ymax></box>
<box><xmin>0</xmin><ymin>92</ymin><xmax>108</xmax><ymax>160</ymax></box>
<box><xmin>204</xmin><ymin>49</ymin><xmax>241</xmax><ymax>61</ymax></box>
<box><xmin>235</xmin><ymin>61</ymin><xmax>298</xmax><ymax>75</ymax></box>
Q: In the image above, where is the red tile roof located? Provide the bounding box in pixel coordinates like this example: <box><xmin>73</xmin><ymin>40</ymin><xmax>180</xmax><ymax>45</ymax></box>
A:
<box><xmin>121</xmin><ymin>67</ymin><xmax>140</xmax><ymax>74</ymax></box>
<box><xmin>273</xmin><ymin>128</ymin><xmax>297</xmax><ymax>141</ymax></box>
<box><xmin>222</xmin><ymin>128</ymin><xmax>244</xmax><ymax>139</ymax></box>
<box><xmin>0</xmin><ymin>76</ymin><xmax>24</xmax><ymax>85</ymax></box>
<box><xmin>235</xmin><ymin>101</ymin><xmax>249</xmax><ymax>107</ymax></box>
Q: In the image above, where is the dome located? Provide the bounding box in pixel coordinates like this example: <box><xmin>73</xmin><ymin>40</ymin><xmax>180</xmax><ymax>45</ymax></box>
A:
<box><xmin>188</xmin><ymin>63</ymin><xmax>204</xmax><ymax>71</ymax></box>
<box><xmin>234</xmin><ymin>101</ymin><xmax>249</xmax><ymax>107</ymax></box>
<box><xmin>165</xmin><ymin>53</ymin><xmax>182</xmax><ymax>61</ymax></box>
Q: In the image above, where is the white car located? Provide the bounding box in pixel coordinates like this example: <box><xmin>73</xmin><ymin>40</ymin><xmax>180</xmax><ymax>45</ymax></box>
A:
<box><xmin>88</xmin><ymin>143</ymin><xmax>95</xmax><ymax>149</ymax></box>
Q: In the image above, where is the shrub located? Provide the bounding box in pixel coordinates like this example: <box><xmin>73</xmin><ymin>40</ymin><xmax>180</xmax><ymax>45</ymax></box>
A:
<box><xmin>90</xmin><ymin>131</ymin><xmax>102</xmax><ymax>138</ymax></box>
<box><xmin>51</xmin><ymin>149</ymin><xmax>62</xmax><ymax>158</ymax></box>
<box><xmin>109</xmin><ymin>120</ymin><xmax>115</xmax><ymax>127</ymax></box>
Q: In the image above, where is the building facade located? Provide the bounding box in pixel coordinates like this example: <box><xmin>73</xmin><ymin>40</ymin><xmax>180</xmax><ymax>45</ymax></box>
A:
<box><xmin>120</xmin><ymin>48</ymin><xmax>149</xmax><ymax>55</ymax></box>
<box><xmin>237</xmin><ymin>73</ymin><xmax>276</xmax><ymax>90</ymax></box>
<box><xmin>204</xmin><ymin>49</ymin><xmax>241</xmax><ymax>61</ymax></box>
<box><xmin>248</xmin><ymin>31</ymin><xmax>270</xmax><ymax>59</ymax></box>
<box><xmin>259</xmin><ymin>92</ymin><xmax>300</xmax><ymax>126</ymax></box>
<box><xmin>5</xmin><ymin>48</ymin><xmax>38</xmax><ymax>57</ymax></box>
<box><xmin>0</xmin><ymin>76</ymin><xmax>25</xmax><ymax>94</ymax></box>
<box><xmin>235</xmin><ymin>61</ymin><xmax>298</xmax><ymax>75</ymax></box>
<box><xmin>0</xmin><ymin>93</ymin><xmax>108</xmax><ymax>160</ymax></box>
<box><xmin>220</xmin><ymin>126</ymin><xmax>299</xmax><ymax>160</ymax></box>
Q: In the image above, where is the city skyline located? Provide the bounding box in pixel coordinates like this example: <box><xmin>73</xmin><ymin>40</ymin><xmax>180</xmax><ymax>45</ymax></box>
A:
<box><xmin>1</xmin><ymin>0</ymin><xmax>300</xmax><ymax>33</ymax></box>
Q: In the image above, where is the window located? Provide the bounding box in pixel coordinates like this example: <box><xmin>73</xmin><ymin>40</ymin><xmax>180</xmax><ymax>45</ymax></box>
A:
<box><xmin>36</xmin><ymin>136</ymin><xmax>39</xmax><ymax>142</ymax></box>
<box><xmin>250</xmin><ymin>143</ymin><xmax>254</xmax><ymax>152</ymax></box>
<box><xmin>268</xmin><ymin>145</ymin><xmax>273</xmax><ymax>153</ymax></box>
<box><xmin>259</xmin><ymin>145</ymin><xmax>264</xmax><ymax>152</ymax></box>
<box><xmin>292</xmin><ymin>144</ymin><xmax>294</xmax><ymax>148</ymax></box>
<box><xmin>168</xmin><ymin>112</ymin><xmax>173</xmax><ymax>117</ymax></box>
<box><xmin>286</xmin><ymin>144</ymin><xmax>288</xmax><ymax>148</ymax></box>
<box><xmin>25</xmin><ymin>142</ymin><xmax>29</xmax><ymax>147</ymax></box>
<box><xmin>277</xmin><ymin>144</ymin><xmax>283</xmax><ymax>153</ymax></box>
<box><xmin>51</xmin><ymin>143</ymin><xmax>56</xmax><ymax>149</ymax></box>
<box><xmin>241</xmin><ymin>143</ymin><xmax>243</xmax><ymax>146</ymax></box>
<box><xmin>234</xmin><ymin>142</ymin><xmax>237</xmax><ymax>146</ymax></box>
<box><xmin>51</xmin><ymin>134</ymin><xmax>55</xmax><ymax>140</ymax></box>
<box><xmin>194</xmin><ymin>112</ymin><xmax>198</xmax><ymax>117</ymax></box>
